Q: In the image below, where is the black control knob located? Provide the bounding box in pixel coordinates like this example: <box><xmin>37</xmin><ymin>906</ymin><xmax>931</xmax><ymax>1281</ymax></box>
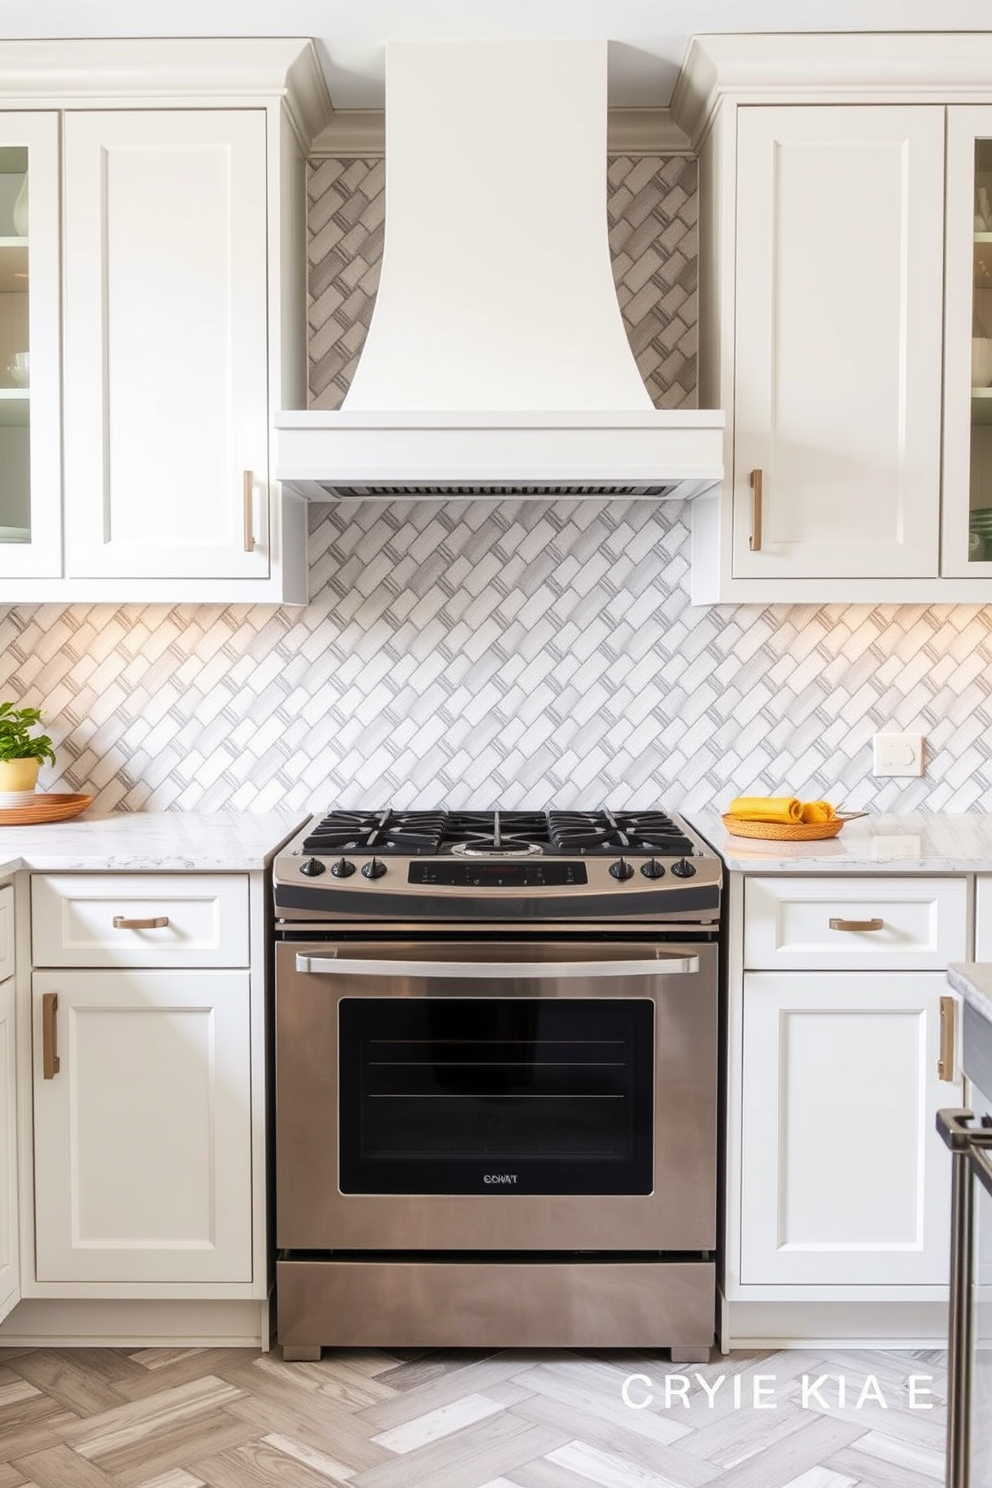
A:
<box><xmin>671</xmin><ymin>856</ymin><xmax>696</xmax><ymax>878</ymax></box>
<box><xmin>299</xmin><ymin>857</ymin><xmax>326</xmax><ymax>877</ymax></box>
<box><xmin>609</xmin><ymin>857</ymin><xmax>635</xmax><ymax>882</ymax></box>
<box><xmin>361</xmin><ymin>857</ymin><xmax>387</xmax><ymax>880</ymax></box>
<box><xmin>640</xmin><ymin>858</ymin><xmax>665</xmax><ymax>879</ymax></box>
<box><xmin>330</xmin><ymin>857</ymin><xmax>355</xmax><ymax>878</ymax></box>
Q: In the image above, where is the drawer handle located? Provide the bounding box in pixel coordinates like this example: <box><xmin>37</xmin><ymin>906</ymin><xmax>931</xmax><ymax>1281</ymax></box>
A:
<box><xmin>244</xmin><ymin>470</ymin><xmax>256</xmax><ymax>553</ymax></box>
<box><xmin>828</xmin><ymin>917</ymin><xmax>884</xmax><ymax>932</ymax></box>
<box><xmin>939</xmin><ymin>995</ymin><xmax>956</xmax><ymax>1083</ymax></box>
<box><xmin>42</xmin><ymin>991</ymin><xmax>60</xmax><ymax>1079</ymax></box>
<box><xmin>113</xmin><ymin>915</ymin><xmax>170</xmax><ymax>930</ymax></box>
<box><xmin>749</xmin><ymin>468</ymin><xmax>763</xmax><ymax>551</ymax></box>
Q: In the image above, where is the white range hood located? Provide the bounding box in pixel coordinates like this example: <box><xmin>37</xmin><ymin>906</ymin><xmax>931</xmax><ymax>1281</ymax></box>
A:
<box><xmin>276</xmin><ymin>39</ymin><xmax>724</xmax><ymax>501</ymax></box>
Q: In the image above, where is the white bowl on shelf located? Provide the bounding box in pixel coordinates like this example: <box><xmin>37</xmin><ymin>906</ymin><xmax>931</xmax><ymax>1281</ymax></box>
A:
<box><xmin>973</xmin><ymin>338</ymin><xmax>992</xmax><ymax>388</ymax></box>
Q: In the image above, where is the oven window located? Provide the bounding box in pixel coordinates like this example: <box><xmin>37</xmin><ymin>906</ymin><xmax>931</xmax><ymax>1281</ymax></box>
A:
<box><xmin>338</xmin><ymin>998</ymin><xmax>653</xmax><ymax>1195</ymax></box>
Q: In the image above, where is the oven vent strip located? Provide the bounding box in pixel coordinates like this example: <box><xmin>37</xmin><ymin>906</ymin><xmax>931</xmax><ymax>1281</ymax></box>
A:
<box><xmin>277</xmin><ymin>1248</ymin><xmax>715</xmax><ymax>1263</ymax></box>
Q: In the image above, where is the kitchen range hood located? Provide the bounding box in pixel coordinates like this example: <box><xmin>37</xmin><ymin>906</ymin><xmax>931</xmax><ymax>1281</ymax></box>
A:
<box><xmin>276</xmin><ymin>39</ymin><xmax>724</xmax><ymax>501</ymax></box>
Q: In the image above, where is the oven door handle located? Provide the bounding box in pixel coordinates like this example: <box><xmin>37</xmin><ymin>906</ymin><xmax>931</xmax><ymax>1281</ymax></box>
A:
<box><xmin>294</xmin><ymin>953</ymin><xmax>700</xmax><ymax>979</ymax></box>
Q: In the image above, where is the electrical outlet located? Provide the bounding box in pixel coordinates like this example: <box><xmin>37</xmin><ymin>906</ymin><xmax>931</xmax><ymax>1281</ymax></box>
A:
<box><xmin>873</xmin><ymin>732</ymin><xmax>925</xmax><ymax>777</ymax></box>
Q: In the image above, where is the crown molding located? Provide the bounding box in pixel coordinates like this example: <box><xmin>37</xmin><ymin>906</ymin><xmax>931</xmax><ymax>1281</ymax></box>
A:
<box><xmin>310</xmin><ymin>106</ymin><xmax>690</xmax><ymax>159</ymax></box>
<box><xmin>0</xmin><ymin>38</ymin><xmax>333</xmax><ymax>146</ymax></box>
<box><xmin>673</xmin><ymin>32</ymin><xmax>992</xmax><ymax>148</ymax></box>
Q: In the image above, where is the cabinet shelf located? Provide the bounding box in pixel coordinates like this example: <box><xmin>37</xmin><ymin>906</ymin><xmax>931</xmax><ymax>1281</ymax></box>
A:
<box><xmin>0</xmin><ymin>239</ymin><xmax>27</xmax><ymax>293</ymax></box>
<box><xmin>0</xmin><ymin>389</ymin><xmax>28</xmax><ymax>425</ymax></box>
<box><xmin>971</xmin><ymin>387</ymin><xmax>992</xmax><ymax>423</ymax></box>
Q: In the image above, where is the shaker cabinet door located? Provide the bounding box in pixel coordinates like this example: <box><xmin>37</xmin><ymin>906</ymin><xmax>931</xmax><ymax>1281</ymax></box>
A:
<box><xmin>733</xmin><ymin>106</ymin><xmax>944</xmax><ymax>580</ymax></box>
<box><xmin>32</xmin><ymin>969</ymin><xmax>252</xmax><ymax>1284</ymax></box>
<box><xmin>740</xmin><ymin>970</ymin><xmax>961</xmax><ymax>1286</ymax></box>
<box><xmin>62</xmin><ymin>110</ymin><xmax>270</xmax><ymax>580</ymax></box>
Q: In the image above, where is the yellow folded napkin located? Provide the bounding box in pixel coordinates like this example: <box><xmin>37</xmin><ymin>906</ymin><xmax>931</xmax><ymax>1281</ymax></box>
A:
<box><xmin>727</xmin><ymin>796</ymin><xmax>803</xmax><ymax>824</ymax></box>
<box><xmin>800</xmin><ymin>801</ymin><xmax>837</xmax><ymax>823</ymax></box>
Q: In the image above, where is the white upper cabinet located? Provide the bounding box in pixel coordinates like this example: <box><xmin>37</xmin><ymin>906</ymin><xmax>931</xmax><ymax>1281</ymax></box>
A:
<box><xmin>682</xmin><ymin>35</ymin><xmax>992</xmax><ymax>603</ymax></box>
<box><xmin>0</xmin><ymin>113</ymin><xmax>61</xmax><ymax>583</ymax></box>
<box><xmin>63</xmin><ymin>111</ymin><xmax>270</xmax><ymax>583</ymax></box>
<box><xmin>732</xmin><ymin>107</ymin><xmax>944</xmax><ymax>582</ymax></box>
<box><xmin>0</xmin><ymin>40</ymin><xmax>328</xmax><ymax>605</ymax></box>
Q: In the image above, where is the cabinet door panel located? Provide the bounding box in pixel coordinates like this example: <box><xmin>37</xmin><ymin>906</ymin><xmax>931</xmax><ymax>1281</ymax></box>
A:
<box><xmin>734</xmin><ymin>106</ymin><xmax>943</xmax><ymax>579</ymax></box>
<box><xmin>33</xmin><ymin>969</ymin><xmax>251</xmax><ymax>1283</ymax></box>
<box><xmin>741</xmin><ymin>970</ymin><xmax>960</xmax><ymax>1286</ymax></box>
<box><xmin>977</xmin><ymin>877</ymin><xmax>992</xmax><ymax>962</ymax></box>
<box><xmin>0</xmin><ymin>977</ymin><xmax>18</xmax><ymax>1324</ymax></box>
<box><xmin>63</xmin><ymin>110</ymin><xmax>269</xmax><ymax>580</ymax></box>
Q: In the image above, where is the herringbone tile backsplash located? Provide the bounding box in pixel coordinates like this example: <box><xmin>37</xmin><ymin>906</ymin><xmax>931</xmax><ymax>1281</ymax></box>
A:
<box><xmin>0</xmin><ymin>159</ymin><xmax>991</xmax><ymax>815</ymax></box>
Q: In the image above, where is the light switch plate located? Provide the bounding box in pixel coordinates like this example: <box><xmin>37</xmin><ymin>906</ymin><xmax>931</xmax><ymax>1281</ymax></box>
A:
<box><xmin>873</xmin><ymin>732</ymin><xmax>925</xmax><ymax>777</ymax></box>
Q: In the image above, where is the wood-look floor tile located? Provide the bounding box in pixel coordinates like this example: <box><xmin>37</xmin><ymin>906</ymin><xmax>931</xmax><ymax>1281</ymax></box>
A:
<box><xmin>0</xmin><ymin>1382</ymin><xmax>43</xmax><ymax>1409</ymax></box>
<box><xmin>778</xmin><ymin>1467</ymin><xmax>859</xmax><ymax>1488</ymax></box>
<box><xmin>678</xmin><ymin>1397</ymin><xmax>819</xmax><ymax>1471</ymax></box>
<box><xmin>351</xmin><ymin>1412</ymin><xmax>571</xmax><ymax>1488</ymax></box>
<box><xmin>372</xmin><ymin>1349</ymin><xmax>505</xmax><ymax>1393</ymax></box>
<box><xmin>356</xmin><ymin>1352</ymin><xmax>542</xmax><ymax>1431</ymax></box>
<box><xmin>317</xmin><ymin>1352</ymin><xmax>403</xmax><ymax>1380</ymax></box>
<box><xmin>371</xmin><ymin>1391</ymin><xmax>508</xmax><ymax>1453</ymax></box>
<box><xmin>510</xmin><ymin>1360</ymin><xmax>694</xmax><ymax>1448</ymax></box>
<box><xmin>247</xmin><ymin>1354</ymin><xmax>398</xmax><ymax>1411</ymax></box>
<box><xmin>57</xmin><ymin>1375</ymin><xmax>244</xmax><ymax>1458</ymax></box>
<box><xmin>697</xmin><ymin>1415</ymin><xmax>864</xmax><ymax>1488</ymax></box>
<box><xmin>10</xmin><ymin>1444</ymin><xmax>120</xmax><ymax>1488</ymax></box>
<box><xmin>0</xmin><ymin>1411</ymin><xmax>83</xmax><ymax>1464</ymax></box>
<box><xmin>189</xmin><ymin>1437</ymin><xmax>351</xmax><ymax>1488</ymax></box>
<box><xmin>260</xmin><ymin>1432</ymin><xmax>358</xmax><ymax>1483</ymax></box>
<box><xmin>220</xmin><ymin>1380</ymin><xmax>391</xmax><ymax>1475</ymax></box>
<box><xmin>132</xmin><ymin>1472</ymin><xmax>206</xmax><ymax>1488</ymax></box>
<box><xmin>823</xmin><ymin>1444</ymin><xmax>948</xmax><ymax>1488</ymax></box>
<box><xmin>546</xmin><ymin>1438</ymin><xmax>698</xmax><ymax>1488</ymax></box>
<box><xmin>11</xmin><ymin>1351</ymin><xmax>131</xmax><ymax>1416</ymax></box>
<box><xmin>839</xmin><ymin>1426</ymin><xmax>945</xmax><ymax>1480</ymax></box>
<box><xmin>0</xmin><ymin>1465</ymin><xmax>29</xmax><ymax>1488</ymax></box>
<box><xmin>512</xmin><ymin>1463</ymin><xmax>612</xmax><ymax>1488</ymax></box>
<box><xmin>110</xmin><ymin>1351</ymin><xmax>257</xmax><ymax>1402</ymax></box>
<box><xmin>87</xmin><ymin>1411</ymin><xmax>259</xmax><ymax>1488</ymax></box>
<box><xmin>510</xmin><ymin>1397</ymin><xmax>720</xmax><ymax>1488</ymax></box>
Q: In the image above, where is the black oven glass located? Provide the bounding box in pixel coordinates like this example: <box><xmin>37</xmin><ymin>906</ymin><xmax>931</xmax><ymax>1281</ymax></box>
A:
<box><xmin>338</xmin><ymin>997</ymin><xmax>653</xmax><ymax>1195</ymax></box>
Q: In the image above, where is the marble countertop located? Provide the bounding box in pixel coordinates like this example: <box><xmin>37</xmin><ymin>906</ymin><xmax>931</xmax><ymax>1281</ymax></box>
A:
<box><xmin>687</xmin><ymin>811</ymin><xmax>992</xmax><ymax>873</ymax></box>
<box><xmin>0</xmin><ymin>810</ymin><xmax>309</xmax><ymax>873</ymax></box>
<box><xmin>948</xmin><ymin>963</ymin><xmax>992</xmax><ymax>1028</ymax></box>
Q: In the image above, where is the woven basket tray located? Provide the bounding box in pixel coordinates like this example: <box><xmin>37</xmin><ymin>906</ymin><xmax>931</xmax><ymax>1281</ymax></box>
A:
<box><xmin>721</xmin><ymin>812</ymin><xmax>864</xmax><ymax>842</ymax></box>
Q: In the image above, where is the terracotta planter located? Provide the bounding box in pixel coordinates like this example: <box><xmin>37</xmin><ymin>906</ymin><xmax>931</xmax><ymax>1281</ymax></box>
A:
<box><xmin>0</xmin><ymin>756</ymin><xmax>40</xmax><ymax>793</ymax></box>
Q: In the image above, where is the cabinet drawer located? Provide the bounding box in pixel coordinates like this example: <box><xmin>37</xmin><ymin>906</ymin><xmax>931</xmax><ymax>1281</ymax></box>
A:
<box><xmin>32</xmin><ymin>874</ymin><xmax>249</xmax><ymax>968</ymax></box>
<box><xmin>744</xmin><ymin>876</ymin><xmax>967</xmax><ymax>970</ymax></box>
<box><xmin>0</xmin><ymin>886</ymin><xmax>12</xmax><ymax>983</ymax></box>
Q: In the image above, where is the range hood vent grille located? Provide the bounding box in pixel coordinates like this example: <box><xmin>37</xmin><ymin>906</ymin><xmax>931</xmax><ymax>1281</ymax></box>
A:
<box><xmin>320</xmin><ymin>482</ymin><xmax>685</xmax><ymax>500</ymax></box>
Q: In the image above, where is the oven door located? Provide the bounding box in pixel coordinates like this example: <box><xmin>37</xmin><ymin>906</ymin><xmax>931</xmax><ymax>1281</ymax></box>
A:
<box><xmin>275</xmin><ymin>939</ymin><xmax>717</xmax><ymax>1253</ymax></box>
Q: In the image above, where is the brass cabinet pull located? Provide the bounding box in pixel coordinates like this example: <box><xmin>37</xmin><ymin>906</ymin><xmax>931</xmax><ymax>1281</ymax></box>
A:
<box><xmin>243</xmin><ymin>470</ymin><xmax>256</xmax><ymax>553</ymax></box>
<box><xmin>113</xmin><ymin>915</ymin><xmax>170</xmax><ymax>930</ymax></box>
<box><xmin>749</xmin><ymin>468</ymin><xmax>763</xmax><ymax>551</ymax></box>
<box><xmin>939</xmin><ymin>995</ymin><xmax>956</xmax><ymax>1083</ymax></box>
<box><xmin>828</xmin><ymin>916</ymin><xmax>884</xmax><ymax>932</ymax></box>
<box><xmin>42</xmin><ymin>992</ymin><xmax>60</xmax><ymax>1079</ymax></box>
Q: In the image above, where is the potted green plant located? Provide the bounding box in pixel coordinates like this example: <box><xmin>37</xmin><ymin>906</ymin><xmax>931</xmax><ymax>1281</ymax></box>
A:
<box><xmin>0</xmin><ymin>701</ymin><xmax>56</xmax><ymax>795</ymax></box>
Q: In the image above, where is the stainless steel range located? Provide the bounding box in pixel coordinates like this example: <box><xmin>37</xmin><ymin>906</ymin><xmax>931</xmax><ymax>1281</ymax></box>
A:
<box><xmin>272</xmin><ymin>808</ymin><xmax>722</xmax><ymax>1362</ymax></box>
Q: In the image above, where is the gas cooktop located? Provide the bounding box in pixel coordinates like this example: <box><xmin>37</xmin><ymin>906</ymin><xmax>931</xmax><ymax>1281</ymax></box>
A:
<box><xmin>299</xmin><ymin>808</ymin><xmax>696</xmax><ymax>858</ymax></box>
<box><xmin>274</xmin><ymin>807</ymin><xmax>722</xmax><ymax>925</ymax></box>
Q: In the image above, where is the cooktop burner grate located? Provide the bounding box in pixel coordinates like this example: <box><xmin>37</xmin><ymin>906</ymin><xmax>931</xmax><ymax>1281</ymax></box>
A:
<box><xmin>301</xmin><ymin>808</ymin><xmax>696</xmax><ymax>858</ymax></box>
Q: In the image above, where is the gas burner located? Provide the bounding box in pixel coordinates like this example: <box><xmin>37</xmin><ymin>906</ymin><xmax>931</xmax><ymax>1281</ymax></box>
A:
<box><xmin>548</xmin><ymin>810</ymin><xmax>695</xmax><ymax>857</ymax></box>
<box><xmin>302</xmin><ymin>809</ymin><xmax>447</xmax><ymax>856</ymax></box>
<box><xmin>445</xmin><ymin>811</ymin><xmax>548</xmax><ymax>858</ymax></box>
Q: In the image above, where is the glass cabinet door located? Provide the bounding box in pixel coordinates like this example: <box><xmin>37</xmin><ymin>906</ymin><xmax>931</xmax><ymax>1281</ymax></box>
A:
<box><xmin>0</xmin><ymin>113</ymin><xmax>60</xmax><ymax>581</ymax></box>
<box><xmin>944</xmin><ymin>108</ymin><xmax>992</xmax><ymax>578</ymax></box>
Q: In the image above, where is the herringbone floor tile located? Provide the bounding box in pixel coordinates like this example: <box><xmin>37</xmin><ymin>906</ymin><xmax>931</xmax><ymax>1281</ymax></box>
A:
<box><xmin>0</xmin><ymin>1346</ymin><xmax>947</xmax><ymax>1488</ymax></box>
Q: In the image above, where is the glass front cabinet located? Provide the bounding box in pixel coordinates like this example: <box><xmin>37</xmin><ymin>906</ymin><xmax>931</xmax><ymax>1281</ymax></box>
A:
<box><xmin>944</xmin><ymin>108</ymin><xmax>992</xmax><ymax>578</ymax></box>
<box><xmin>0</xmin><ymin>113</ymin><xmax>60</xmax><ymax>579</ymax></box>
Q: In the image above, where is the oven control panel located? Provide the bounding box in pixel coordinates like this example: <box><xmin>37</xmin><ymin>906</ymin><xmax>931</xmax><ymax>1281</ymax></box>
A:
<box><xmin>409</xmin><ymin>860</ymin><xmax>588</xmax><ymax>888</ymax></box>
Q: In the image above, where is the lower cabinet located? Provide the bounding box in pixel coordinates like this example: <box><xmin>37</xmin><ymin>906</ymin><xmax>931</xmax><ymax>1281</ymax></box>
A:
<box><xmin>740</xmin><ymin>970</ymin><xmax>963</xmax><ymax>1287</ymax></box>
<box><xmin>32</xmin><ymin>969</ymin><xmax>252</xmax><ymax>1284</ymax></box>
<box><xmin>0</xmin><ymin>972</ymin><xmax>18</xmax><ymax>1324</ymax></box>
